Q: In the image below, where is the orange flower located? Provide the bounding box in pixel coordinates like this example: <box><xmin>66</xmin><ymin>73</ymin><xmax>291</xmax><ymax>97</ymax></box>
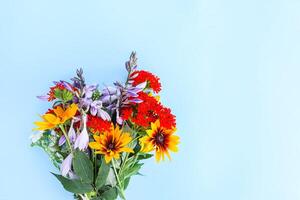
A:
<box><xmin>34</xmin><ymin>103</ymin><xmax>78</xmax><ymax>131</ymax></box>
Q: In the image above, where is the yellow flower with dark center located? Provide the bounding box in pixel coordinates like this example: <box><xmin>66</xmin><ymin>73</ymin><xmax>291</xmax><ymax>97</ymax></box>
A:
<box><xmin>89</xmin><ymin>125</ymin><xmax>134</xmax><ymax>163</ymax></box>
<box><xmin>34</xmin><ymin>103</ymin><xmax>78</xmax><ymax>131</ymax></box>
<box><xmin>140</xmin><ymin>120</ymin><xmax>179</xmax><ymax>162</ymax></box>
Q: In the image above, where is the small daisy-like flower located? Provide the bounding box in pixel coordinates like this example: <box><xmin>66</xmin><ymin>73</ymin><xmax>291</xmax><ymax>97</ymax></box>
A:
<box><xmin>34</xmin><ymin>103</ymin><xmax>78</xmax><ymax>131</ymax></box>
<box><xmin>89</xmin><ymin>125</ymin><xmax>134</xmax><ymax>163</ymax></box>
<box><xmin>140</xmin><ymin>120</ymin><xmax>179</xmax><ymax>162</ymax></box>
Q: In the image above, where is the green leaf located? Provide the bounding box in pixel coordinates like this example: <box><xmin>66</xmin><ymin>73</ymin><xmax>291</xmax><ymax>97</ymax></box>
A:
<box><xmin>97</xmin><ymin>185</ymin><xmax>111</xmax><ymax>193</ymax></box>
<box><xmin>54</xmin><ymin>88</ymin><xmax>62</xmax><ymax>99</ymax></box>
<box><xmin>96</xmin><ymin>159</ymin><xmax>111</xmax><ymax>190</ymax></box>
<box><xmin>123</xmin><ymin>177</ymin><xmax>130</xmax><ymax>190</ymax></box>
<box><xmin>122</xmin><ymin>123</ymin><xmax>134</xmax><ymax>133</ymax></box>
<box><xmin>53</xmin><ymin>88</ymin><xmax>73</xmax><ymax>102</ymax></box>
<box><xmin>51</xmin><ymin>173</ymin><xmax>93</xmax><ymax>194</ymax></box>
<box><xmin>133</xmin><ymin>142</ymin><xmax>141</xmax><ymax>153</ymax></box>
<box><xmin>137</xmin><ymin>153</ymin><xmax>153</xmax><ymax>160</ymax></box>
<box><xmin>73</xmin><ymin>151</ymin><xmax>94</xmax><ymax>183</ymax></box>
<box><xmin>116</xmin><ymin>186</ymin><xmax>126</xmax><ymax>200</ymax></box>
<box><xmin>101</xmin><ymin>187</ymin><xmax>118</xmax><ymax>200</ymax></box>
<box><xmin>121</xmin><ymin>163</ymin><xmax>143</xmax><ymax>179</ymax></box>
<box><xmin>91</xmin><ymin>197</ymin><xmax>102</xmax><ymax>200</ymax></box>
<box><xmin>62</xmin><ymin>90</ymin><xmax>73</xmax><ymax>102</ymax></box>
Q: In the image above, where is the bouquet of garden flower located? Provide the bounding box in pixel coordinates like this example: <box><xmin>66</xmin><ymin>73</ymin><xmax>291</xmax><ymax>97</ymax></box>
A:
<box><xmin>31</xmin><ymin>52</ymin><xmax>180</xmax><ymax>200</ymax></box>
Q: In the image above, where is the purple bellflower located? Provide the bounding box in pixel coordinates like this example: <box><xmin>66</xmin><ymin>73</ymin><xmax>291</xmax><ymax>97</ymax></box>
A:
<box><xmin>80</xmin><ymin>84</ymin><xmax>111</xmax><ymax>121</ymax></box>
<box><xmin>60</xmin><ymin>153</ymin><xmax>73</xmax><ymax>177</ymax></box>
<box><xmin>74</xmin><ymin>114</ymin><xmax>89</xmax><ymax>151</ymax></box>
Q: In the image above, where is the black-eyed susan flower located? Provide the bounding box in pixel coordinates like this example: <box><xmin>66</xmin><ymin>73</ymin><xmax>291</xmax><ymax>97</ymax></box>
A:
<box><xmin>139</xmin><ymin>120</ymin><xmax>179</xmax><ymax>162</ymax></box>
<box><xmin>34</xmin><ymin>103</ymin><xmax>78</xmax><ymax>131</ymax></box>
<box><xmin>89</xmin><ymin>125</ymin><xmax>134</xmax><ymax>163</ymax></box>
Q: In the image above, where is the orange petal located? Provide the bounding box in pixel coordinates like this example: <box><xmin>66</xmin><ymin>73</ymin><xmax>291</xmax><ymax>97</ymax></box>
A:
<box><xmin>53</xmin><ymin>106</ymin><xmax>64</xmax><ymax>116</ymax></box>
<box><xmin>63</xmin><ymin>103</ymin><xmax>78</xmax><ymax>121</ymax></box>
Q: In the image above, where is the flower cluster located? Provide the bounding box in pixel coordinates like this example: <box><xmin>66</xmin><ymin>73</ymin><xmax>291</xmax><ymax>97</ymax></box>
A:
<box><xmin>31</xmin><ymin>52</ymin><xmax>180</xmax><ymax>200</ymax></box>
<box><xmin>131</xmin><ymin>70</ymin><xmax>161</xmax><ymax>93</ymax></box>
<box><xmin>128</xmin><ymin>92</ymin><xmax>176</xmax><ymax>129</ymax></box>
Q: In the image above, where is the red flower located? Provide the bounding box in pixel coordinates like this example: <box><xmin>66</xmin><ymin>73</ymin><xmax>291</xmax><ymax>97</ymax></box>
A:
<box><xmin>131</xmin><ymin>70</ymin><xmax>161</xmax><ymax>93</ymax></box>
<box><xmin>87</xmin><ymin>115</ymin><xmax>111</xmax><ymax>134</ymax></box>
<box><xmin>157</xmin><ymin>107</ymin><xmax>176</xmax><ymax>129</ymax></box>
<box><xmin>130</xmin><ymin>92</ymin><xmax>176</xmax><ymax>129</ymax></box>
<box><xmin>120</xmin><ymin>107</ymin><xmax>133</xmax><ymax>121</ymax></box>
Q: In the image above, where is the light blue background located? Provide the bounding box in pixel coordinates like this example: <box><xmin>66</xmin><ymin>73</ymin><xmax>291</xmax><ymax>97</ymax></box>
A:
<box><xmin>1</xmin><ymin>0</ymin><xmax>300</xmax><ymax>199</ymax></box>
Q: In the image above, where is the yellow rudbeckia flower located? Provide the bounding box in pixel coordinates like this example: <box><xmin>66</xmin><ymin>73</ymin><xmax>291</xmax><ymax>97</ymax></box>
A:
<box><xmin>34</xmin><ymin>103</ymin><xmax>78</xmax><ymax>131</ymax></box>
<box><xmin>89</xmin><ymin>124</ymin><xmax>134</xmax><ymax>163</ymax></box>
<box><xmin>139</xmin><ymin>120</ymin><xmax>179</xmax><ymax>162</ymax></box>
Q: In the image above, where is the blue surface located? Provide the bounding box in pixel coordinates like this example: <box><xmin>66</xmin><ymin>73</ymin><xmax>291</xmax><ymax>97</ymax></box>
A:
<box><xmin>1</xmin><ymin>0</ymin><xmax>300</xmax><ymax>199</ymax></box>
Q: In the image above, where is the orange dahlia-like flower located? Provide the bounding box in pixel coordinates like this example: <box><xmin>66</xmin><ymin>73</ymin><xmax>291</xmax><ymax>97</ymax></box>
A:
<box><xmin>140</xmin><ymin>120</ymin><xmax>179</xmax><ymax>162</ymax></box>
<box><xmin>89</xmin><ymin>125</ymin><xmax>134</xmax><ymax>163</ymax></box>
<box><xmin>34</xmin><ymin>103</ymin><xmax>78</xmax><ymax>131</ymax></box>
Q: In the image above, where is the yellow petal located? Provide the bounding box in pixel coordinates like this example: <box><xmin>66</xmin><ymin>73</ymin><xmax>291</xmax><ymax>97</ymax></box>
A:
<box><xmin>119</xmin><ymin>147</ymin><xmax>134</xmax><ymax>153</ymax></box>
<box><xmin>139</xmin><ymin>136</ymin><xmax>154</xmax><ymax>152</ymax></box>
<box><xmin>164</xmin><ymin>128</ymin><xmax>175</xmax><ymax>135</ymax></box>
<box><xmin>120</xmin><ymin>133</ymin><xmax>132</xmax><ymax>145</ymax></box>
<box><xmin>104</xmin><ymin>155</ymin><xmax>113</xmax><ymax>163</ymax></box>
<box><xmin>95</xmin><ymin>151</ymin><xmax>103</xmax><ymax>155</ymax></box>
<box><xmin>165</xmin><ymin>149</ymin><xmax>172</xmax><ymax>160</ymax></box>
<box><xmin>89</xmin><ymin>142</ymin><xmax>102</xmax><ymax>150</ymax></box>
<box><xmin>169</xmin><ymin>135</ymin><xmax>180</xmax><ymax>146</ymax></box>
<box><xmin>144</xmin><ymin>143</ymin><xmax>154</xmax><ymax>152</ymax></box>
<box><xmin>155</xmin><ymin>150</ymin><xmax>162</xmax><ymax>163</ymax></box>
<box><xmin>43</xmin><ymin>114</ymin><xmax>60</xmax><ymax>124</ymax></box>
<box><xmin>168</xmin><ymin>143</ymin><xmax>179</xmax><ymax>152</ymax></box>
<box><xmin>34</xmin><ymin>121</ymin><xmax>56</xmax><ymax>130</ymax></box>
<box><xmin>146</xmin><ymin>129</ymin><xmax>154</xmax><ymax>137</ymax></box>
<box><xmin>93</xmin><ymin>135</ymin><xmax>101</xmax><ymax>143</ymax></box>
<box><xmin>151</xmin><ymin>120</ymin><xmax>159</xmax><ymax>131</ymax></box>
<box><xmin>113</xmin><ymin>153</ymin><xmax>120</xmax><ymax>160</ymax></box>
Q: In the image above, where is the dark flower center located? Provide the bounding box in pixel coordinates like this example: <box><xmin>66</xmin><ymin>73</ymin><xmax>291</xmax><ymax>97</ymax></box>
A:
<box><xmin>155</xmin><ymin>130</ymin><xmax>165</xmax><ymax>146</ymax></box>
<box><xmin>107</xmin><ymin>143</ymin><xmax>115</xmax><ymax>150</ymax></box>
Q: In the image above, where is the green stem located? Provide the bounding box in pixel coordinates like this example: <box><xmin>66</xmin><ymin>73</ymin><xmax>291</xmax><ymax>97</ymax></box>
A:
<box><xmin>59</xmin><ymin>124</ymin><xmax>73</xmax><ymax>154</ymax></box>
<box><xmin>112</xmin><ymin>159</ymin><xmax>126</xmax><ymax>200</ymax></box>
<box><xmin>121</xmin><ymin>153</ymin><xmax>129</xmax><ymax>170</ymax></box>
<box><xmin>131</xmin><ymin>153</ymin><xmax>139</xmax><ymax>168</ymax></box>
<box><xmin>128</xmin><ymin>135</ymin><xmax>142</xmax><ymax>146</ymax></box>
<box><xmin>93</xmin><ymin>150</ymin><xmax>96</xmax><ymax>182</ymax></box>
<box><xmin>78</xmin><ymin>194</ymin><xmax>90</xmax><ymax>200</ymax></box>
